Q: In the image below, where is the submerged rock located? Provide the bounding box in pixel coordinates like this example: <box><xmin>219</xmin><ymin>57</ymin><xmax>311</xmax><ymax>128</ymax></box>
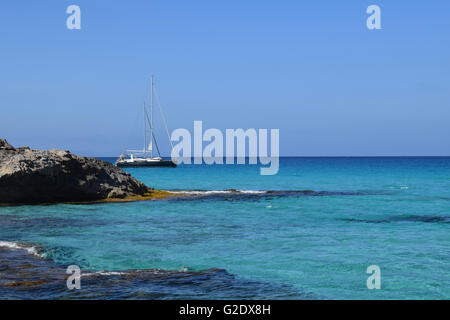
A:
<box><xmin>0</xmin><ymin>138</ymin><xmax>152</xmax><ymax>204</ymax></box>
<box><xmin>0</xmin><ymin>242</ymin><xmax>301</xmax><ymax>299</ymax></box>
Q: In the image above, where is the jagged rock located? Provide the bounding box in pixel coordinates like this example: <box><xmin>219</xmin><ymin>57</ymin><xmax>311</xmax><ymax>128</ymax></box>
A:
<box><xmin>0</xmin><ymin>138</ymin><xmax>152</xmax><ymax>204</ymax></box>
<box><xmin>0</xmin><ymin>139</ymin><xmax>15</xmax><ymax>150</ymax></box>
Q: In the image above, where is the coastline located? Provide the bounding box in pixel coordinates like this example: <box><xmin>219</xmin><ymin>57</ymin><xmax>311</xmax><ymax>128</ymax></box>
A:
<box><xmin>0</xmin><ymin>188</ymin><xmax>369</xmax><ymax>207</ymax></box>
<box><xmin>1</xmin><ymin>155</ymin><xmax>449</xmax><ymax>299</ymax></box>
<box><xmin>0</xmin><ymin>189</ymin><xmax>176</xmax><ymax>207</ymax></box>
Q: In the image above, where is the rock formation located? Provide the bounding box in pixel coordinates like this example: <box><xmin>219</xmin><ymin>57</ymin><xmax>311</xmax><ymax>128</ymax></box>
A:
<box><xmin>0</xmin><ymin>138</ymin><xmax>155</xmax><ymax>204</ymax></box>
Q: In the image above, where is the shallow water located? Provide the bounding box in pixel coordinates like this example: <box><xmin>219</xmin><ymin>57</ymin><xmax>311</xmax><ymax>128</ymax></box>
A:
<box><xmin>0</xmin><ymin>157</ymin><xmax>449</xmax><ymax>299</ymax></box>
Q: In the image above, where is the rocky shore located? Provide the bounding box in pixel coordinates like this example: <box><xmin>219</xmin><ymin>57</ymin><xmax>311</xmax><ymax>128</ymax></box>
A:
<box><xmin>0</xmin><ymin>138</ymin><xmax>167</xmax><ymax>205</ymax></box>
<box><xmin>0</xmin><ymin>242</ymin><xmax>294</xmax><ymax>299</ymax></box>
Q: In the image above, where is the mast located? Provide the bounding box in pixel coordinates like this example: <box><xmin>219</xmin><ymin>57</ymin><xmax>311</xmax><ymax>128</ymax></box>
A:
<box><xmin>143</xmin><ymin>101</ymin><xmax>146</xmax><ymax>155</ymax></box>
<box><xmin>150</xmin><ymin>75</ymin><xmax>154</xmax><ymax>158</ymax></box>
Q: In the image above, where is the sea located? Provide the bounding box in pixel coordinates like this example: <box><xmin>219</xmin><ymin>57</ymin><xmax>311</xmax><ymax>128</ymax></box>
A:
<box><xmin>0</xmin><ymin>157</ymin><xmax>449</xmax><ymax>299</ymax></box>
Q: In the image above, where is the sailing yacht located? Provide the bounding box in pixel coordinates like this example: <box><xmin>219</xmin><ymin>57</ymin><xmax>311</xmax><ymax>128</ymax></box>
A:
<box><xmin>116</xmin><ymin>75</ymin><xmax>177</xmax><ymax>168</ymax></box>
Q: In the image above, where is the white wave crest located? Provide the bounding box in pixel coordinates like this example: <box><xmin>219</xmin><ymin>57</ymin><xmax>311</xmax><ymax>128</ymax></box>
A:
<box><xmin>82</xmin><ymin>271</ymin><xmax>127</xmax><ymax>277</ymax></box>
<box><xmin>0</xmin><ymin>240</ymin><xmax>45</xmax><ymax>258</ymax></box>
<box><xmin>169</xmin><ymin>190</ymin><xmax>266</xmax><ymax>195</ymax></box>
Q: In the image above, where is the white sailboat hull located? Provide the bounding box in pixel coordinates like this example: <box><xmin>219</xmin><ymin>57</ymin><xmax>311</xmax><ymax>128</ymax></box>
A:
<box><xmin>116</xmin><ymin>157</ymin><xmax>177</xmax><ymax>167</ymax></box>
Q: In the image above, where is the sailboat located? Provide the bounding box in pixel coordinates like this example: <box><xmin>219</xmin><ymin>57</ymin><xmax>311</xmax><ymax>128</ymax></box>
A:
<box><xmin>116</xmin><ymin>75</ymin><xmax>177</xmax><ymax>168</ymax></box>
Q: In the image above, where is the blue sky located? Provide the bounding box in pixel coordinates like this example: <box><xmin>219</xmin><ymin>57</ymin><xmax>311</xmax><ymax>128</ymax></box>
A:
<box><xmin>1</xmin><ymin>1</ymin><xmax>449</xmax><ymax>156</ymax></box>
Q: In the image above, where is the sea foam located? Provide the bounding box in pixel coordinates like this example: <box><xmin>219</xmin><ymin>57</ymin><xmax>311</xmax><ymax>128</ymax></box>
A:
<box><xmin>169</xmin><ymin>190</ymin><xmax>266</xmax><ymax>195</ymax></box>
<box><xmin>0</xmin><ymin>240</ymin><xmax>45</xmax><ymax>258</ymax></box>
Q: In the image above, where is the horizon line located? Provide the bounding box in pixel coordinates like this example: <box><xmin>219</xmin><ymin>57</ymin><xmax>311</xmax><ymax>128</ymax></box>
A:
<box><xmin>91</xmin><ymin>155</ymin><xmax>450</xmax><ymax>158</ymax></box>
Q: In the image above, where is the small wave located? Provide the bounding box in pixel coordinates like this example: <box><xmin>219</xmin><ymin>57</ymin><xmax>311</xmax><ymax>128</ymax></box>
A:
<box><xmin>82</xmin><ymin>267</ymin><xmax>197</xmax><ymax>278</ymax></box>
<box><xmin>169</xmin><ymin>189</ymin><xmax>266</xmax><ymax>195</ymax></box>
<box><xmin>0</xmin><ymin>241</ymin><xmax>45</xmax><ymax>258</ymax></box>
<box><xmin>82</xmin><ymin>271</ymin><xmax>128</xmax><ymax>277</ymax></box>
<box><xmin>167</xmin><ymin>189</ymin><xmax>368</xmax><ymax>202</ymax></box>
<box><xmin>386</xmin><ymin>186</ymin><xmax>409</xmax><ymax>190</ymax></box>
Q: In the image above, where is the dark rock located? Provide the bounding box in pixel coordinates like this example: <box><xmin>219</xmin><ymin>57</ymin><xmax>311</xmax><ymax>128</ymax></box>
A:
<box><xmin>0</xmin><ymin>138</ymin><xmax>151</xmax><ymax>204</ymax></box>
<box><xmin>0</xmin><ymin>139</ymin><xmax>15</xmax><ymax>150</ymax></box>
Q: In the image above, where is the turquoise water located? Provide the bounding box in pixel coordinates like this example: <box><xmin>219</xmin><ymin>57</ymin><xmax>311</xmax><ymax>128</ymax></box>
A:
<box><xmin>1</xmin><ymin>157</ymin><xmax>449</xmax><ymax>299</ymax></box>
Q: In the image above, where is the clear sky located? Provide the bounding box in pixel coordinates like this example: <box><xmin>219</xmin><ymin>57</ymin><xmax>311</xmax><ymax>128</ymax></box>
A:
<box><xmin>1</xmin><ymin>1</ymin><xmax>449</xmax><ymax>156</ymax></box>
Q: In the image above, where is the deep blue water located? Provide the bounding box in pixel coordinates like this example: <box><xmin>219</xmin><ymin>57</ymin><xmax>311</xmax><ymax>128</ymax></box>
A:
<box><xmin>0</xmin><ymin>157</ymin><xmax>449</xmax><ymax>299</ymax></box>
